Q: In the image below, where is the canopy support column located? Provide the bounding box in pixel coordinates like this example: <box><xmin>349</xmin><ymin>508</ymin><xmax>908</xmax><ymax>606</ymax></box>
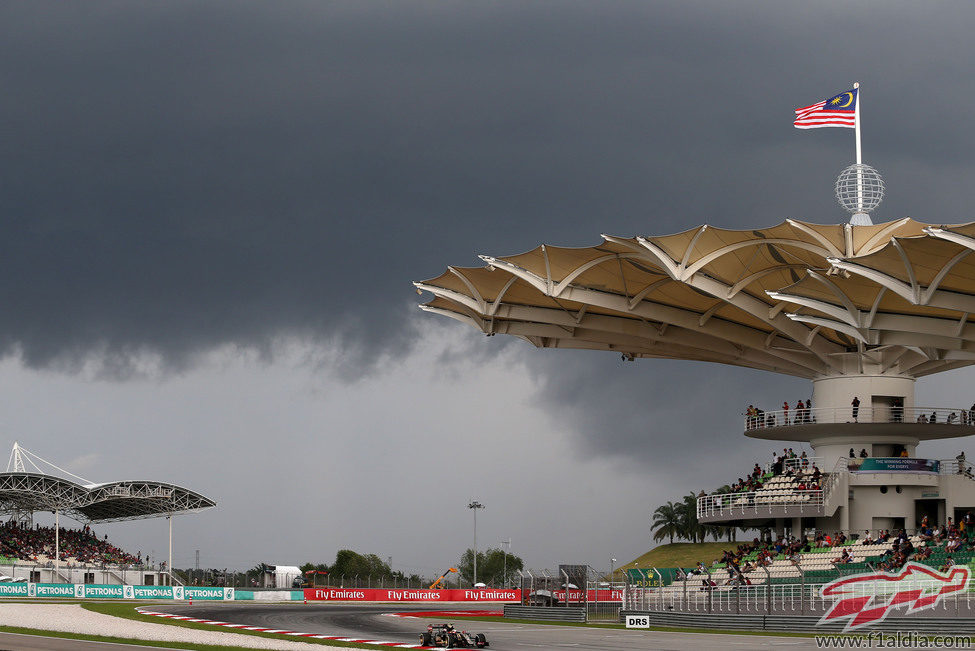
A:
<box><xmin>168</xmin><ymin>514</ymin><xmax>173</xmax><ymax>586</ymax></box>
<box><xmin>55</xmin><ymin>509</ymin><xmax>60</xmax><ymax>582</ymax></box>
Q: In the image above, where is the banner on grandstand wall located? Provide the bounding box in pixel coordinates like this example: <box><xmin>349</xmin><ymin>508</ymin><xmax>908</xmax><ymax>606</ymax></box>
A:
<box><xmin>0</xmin><ymin>583</ymin><xmax>29</xmax><ymax>597</ymax></box>
<box><xmin>855</xmin><ymin>458</ymin><xmax>939</xmax><ymax>474</ymax></box>
<box><xmin>625</xmin><ymin>568</ymin><xmax>664</xmax><ymax>587</ymax></box>
<box><xmin>303</xmin><ymin>588</ymin><xmax>522</xmax><ymax>602</ymax></box>
<box><xmin>9</xmin><ymin>584</ymin><xmax>236</xmax><ymax>600</ymax></box>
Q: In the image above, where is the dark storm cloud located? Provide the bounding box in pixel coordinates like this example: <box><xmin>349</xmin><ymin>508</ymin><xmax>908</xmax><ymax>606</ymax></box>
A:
<box><xmin>2</xmin><ymin>3</ymin><xmax>975</xmax><ymax>446</ymax></box>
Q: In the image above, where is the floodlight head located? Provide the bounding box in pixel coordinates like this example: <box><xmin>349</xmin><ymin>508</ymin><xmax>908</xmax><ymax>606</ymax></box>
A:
<box><xmin>835</xmin><ymin>163</ymin><xmax>885</xmax><ymax>225</ymax></box>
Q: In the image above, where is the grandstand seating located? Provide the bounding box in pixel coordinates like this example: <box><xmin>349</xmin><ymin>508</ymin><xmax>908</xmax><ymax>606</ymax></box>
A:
<box><xmin>658</xmin><ymin>537</ymin><xmax>974</xmax><ymax>598</ymax></box>
<box><xmin>0</xmin><ymin>522</ymin><xmax>140</xmax><ymax>567</ymax></box>
<box><xmin>714</xmin><ymin>466</ymin><xmax>823</xmax><ymax>509</ymax></box>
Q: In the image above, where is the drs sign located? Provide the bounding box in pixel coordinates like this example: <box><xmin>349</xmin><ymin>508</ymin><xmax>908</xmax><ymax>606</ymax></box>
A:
<box><xmin>625</xmin><ymin>614</ymin><xmax>650</xmax><ymax>629</ymax></box>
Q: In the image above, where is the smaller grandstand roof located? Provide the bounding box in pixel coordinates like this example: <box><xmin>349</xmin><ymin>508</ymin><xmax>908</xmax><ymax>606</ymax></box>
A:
<box><xmin>0</xmin><ymin>443</ymin><xmax>215</xmax><ymax>523</ymax></box>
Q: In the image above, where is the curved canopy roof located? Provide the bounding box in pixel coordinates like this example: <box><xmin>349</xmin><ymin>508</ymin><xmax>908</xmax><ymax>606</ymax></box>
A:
<box><xmin>415</xmin><ymin>219</ymin><xmax>975</xmax><ymax>379</ymax></box>
<box><xmin>0</xmin><ymin>473</ymin><xmax>216</xmax><ymax>523</ymax></box>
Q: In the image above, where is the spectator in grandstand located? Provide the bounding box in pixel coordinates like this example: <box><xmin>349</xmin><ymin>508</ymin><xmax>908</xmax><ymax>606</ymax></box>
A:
<box><xmin>811</xmin><ymin>465</ymin><xmax>821</xmax><ymax>481</ymax></box>
<box><xmin>899</xmin><ymin>536</ymin><xmax>914</xmax><ymax>557</ymax></box>
<box><xmin>832</xmin><ymin>548</ymin><xmax>852</xmax><ymax>564</ymax></box>
<box><xmin>877</xmin><ymin>530</ymin><xmax>891</xmax><ymax>543</ymax></box>
<box><xmin>940</xmin><ymin>556</ymin><xmax>955</xmax><ymax>573</ymax></box>
<box><xmin>782</xmin><ymin>401</ymin><xmax>789</xmax><ymax>424</ymax></box>
<box><xmin>913</xmin><ymin>546</ymin><xmax>932</xmax><ymax>562</ymax></box>
<box><xmin>862</xmin><ymin>530</ymin><xmax>874</xmax><ymax>544</ymax></box>
<box><xmin>947</xmin><ymin>535</ymin><xmax>963</xmax><ymax>553</ymax></box>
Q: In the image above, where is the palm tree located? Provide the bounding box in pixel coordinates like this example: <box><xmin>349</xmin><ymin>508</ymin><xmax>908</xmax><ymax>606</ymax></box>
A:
<box><xmin>650</xmin><ymin>502</ymin><xmax>682</xmax><ymax>544</ymax></box>
<box><xmin>677</xmin><ymin>493</ymin><xmax>704</xmax><ymax>543</ymax></box>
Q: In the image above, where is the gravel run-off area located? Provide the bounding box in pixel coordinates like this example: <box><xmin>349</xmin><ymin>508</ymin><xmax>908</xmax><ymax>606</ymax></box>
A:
<box><xmin>0</xmin><ymin>602</ymin><xmax>343</xmax><ymax>649</ymax></box>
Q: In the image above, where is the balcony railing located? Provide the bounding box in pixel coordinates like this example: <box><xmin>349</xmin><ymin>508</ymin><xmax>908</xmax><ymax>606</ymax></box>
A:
<box><xmin>744</xmin><ymin>406</ymin><xmax>972</xmax><ymax>431</ymax></box>
<box><xmin>697</xmin><ymin>489</ymin><xmax>825</xmax><ymax>520</ymax></box>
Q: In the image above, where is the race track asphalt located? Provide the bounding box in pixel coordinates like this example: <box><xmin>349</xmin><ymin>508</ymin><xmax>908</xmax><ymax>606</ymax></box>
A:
<box><xmin>162</xmin><ymin>602</ymin><xmax>825</xmax><ymax>649</ymax></box>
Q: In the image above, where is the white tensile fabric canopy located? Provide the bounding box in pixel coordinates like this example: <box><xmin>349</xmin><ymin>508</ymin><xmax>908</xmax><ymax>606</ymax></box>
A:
<box><xmin>415</xmin><ymin>219</ymin><xmax>975</xmax><ymax>380</ymax></box>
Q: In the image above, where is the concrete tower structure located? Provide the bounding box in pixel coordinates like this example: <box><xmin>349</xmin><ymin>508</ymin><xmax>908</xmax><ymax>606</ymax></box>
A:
<box><xmin>415</xmin><ymin>218</ymin><xmax>975</xmax><ymax>536</ymax></box>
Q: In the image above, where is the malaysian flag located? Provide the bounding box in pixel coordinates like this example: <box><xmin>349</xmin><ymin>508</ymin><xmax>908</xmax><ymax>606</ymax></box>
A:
<box><xmin>794</xmin><ymin>88</ymin><xmax>857</xmax><ymax>129</ymax></box>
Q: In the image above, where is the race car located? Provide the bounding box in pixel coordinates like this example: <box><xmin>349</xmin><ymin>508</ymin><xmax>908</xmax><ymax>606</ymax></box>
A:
<box><xmin>419</xmin><ymin>623</ymin><xmax>488</xmax><ymax>648</ymax></box>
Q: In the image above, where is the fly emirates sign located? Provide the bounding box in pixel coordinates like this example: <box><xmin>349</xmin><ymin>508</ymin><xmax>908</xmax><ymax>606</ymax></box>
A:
<box><xmin>304</xmin><ymin>588</ymin><xmax>520</xmax><ymax>602</ymax></box>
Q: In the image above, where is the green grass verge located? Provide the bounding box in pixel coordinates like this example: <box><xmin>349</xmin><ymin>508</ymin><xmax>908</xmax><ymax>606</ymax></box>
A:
<box><xmin>623</xmin><ymin>542</ymin><xmax>737</xmax><ymax>570</ymax></box>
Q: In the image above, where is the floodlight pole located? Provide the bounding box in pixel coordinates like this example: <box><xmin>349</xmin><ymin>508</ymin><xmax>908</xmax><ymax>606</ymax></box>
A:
<box><xmin>468</xmin><ymin>500</ymin><xmax>484</xmax><ymax>586</ymax></box>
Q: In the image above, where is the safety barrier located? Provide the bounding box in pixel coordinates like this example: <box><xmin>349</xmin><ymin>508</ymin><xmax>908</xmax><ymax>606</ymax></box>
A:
<box><xmin>0</xmin><ymin>583</ymin><xmax>236</xmax><ymax>600</ymax></box>
<box><xmin>503</xmin><ymin>605</ymin><xmax>587</xmax><ymax>622</ymax></box>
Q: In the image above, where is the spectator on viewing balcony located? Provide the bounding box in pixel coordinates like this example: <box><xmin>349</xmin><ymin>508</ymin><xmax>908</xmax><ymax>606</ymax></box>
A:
<box><xmin>849</xmin><ymin>448</ymin><xmax>855</xmax><ymax>458</ymax></box>
<box><xmin>852</xmin><ymin>396</ymin><xmax>860</xmax><ymax>422</ymax></box>
<box><xmin>949</xmin><ymin>412</ymin><xmax>959</xmax><ymax>424</ymax></box>
<box><xmin>930</xmin><ymin>411</ymin><xmax>938</xmax><ymax>423</ymax></box>
<box><xmin>900</xmin><ymin>448</ymin><xmax>910</xmax><ymax>458</ymax></box>
<box><xmin>860</xmin><ymin>448</ymin><xmax>868</xmax><ymax>458</ymax></box>
<box><xmin>918</xmin><ymin>413</ymin><xmax>928</xmax><ymax>423</ymax></box>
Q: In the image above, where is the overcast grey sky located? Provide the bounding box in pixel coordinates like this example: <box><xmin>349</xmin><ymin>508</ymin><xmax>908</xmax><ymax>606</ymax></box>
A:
<box><xmin>3</xmin><ymin>1</ymin><xmax>975</xmax><ymax>576</ymax></box>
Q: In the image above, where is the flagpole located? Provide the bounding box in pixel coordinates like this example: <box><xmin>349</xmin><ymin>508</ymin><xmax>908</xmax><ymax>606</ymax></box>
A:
<box><xmin>854</xmin><ymin>81</ymin><xmax>863</xmax><ymax>214</ymax></box>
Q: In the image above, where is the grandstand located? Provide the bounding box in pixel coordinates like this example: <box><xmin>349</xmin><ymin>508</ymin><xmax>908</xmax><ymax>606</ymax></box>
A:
<box><xmin>0</xmin><ymin>442</ymin><xmax>215</xmax><ymax>585</ymax></box>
